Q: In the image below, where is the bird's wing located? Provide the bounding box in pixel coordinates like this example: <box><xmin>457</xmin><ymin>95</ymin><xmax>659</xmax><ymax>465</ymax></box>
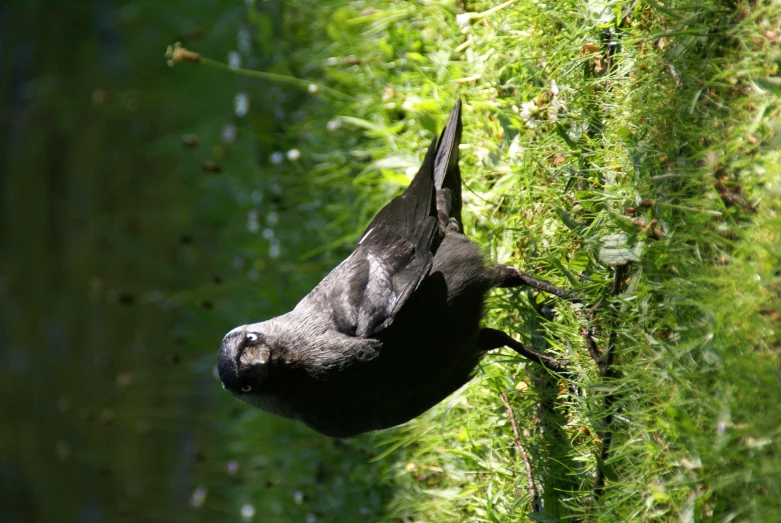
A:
<box><xmin>327</xmin><ymin>136</ymin><xmax>441</xmax><ymax>338</ymax></box>
<box><xmin>326</xmin><ymin>101</ymin><xmax>463</xmax><ymax>338</ymax></box>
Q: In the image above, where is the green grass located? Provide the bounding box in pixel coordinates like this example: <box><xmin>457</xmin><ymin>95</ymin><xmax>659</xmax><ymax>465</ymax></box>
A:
<box><xmin>173</xmin><ymin>0</ymin><xmax>781</xmax><ymax>520</ymax></box>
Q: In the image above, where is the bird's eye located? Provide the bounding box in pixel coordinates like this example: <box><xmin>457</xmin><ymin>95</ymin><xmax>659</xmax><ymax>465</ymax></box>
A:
<box><xmin>241</xmin><ymin>385</ymin><xmax>252</xmax><ymax>392</ymax></box>
<box><xmin>245</xmin><ymin>332</ymin><xmax>259</xmax><ymax>343</ymax></box>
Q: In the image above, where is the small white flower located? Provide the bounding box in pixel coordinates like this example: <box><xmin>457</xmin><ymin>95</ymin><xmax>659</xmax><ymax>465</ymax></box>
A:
<box><xmin>307</xmin><ymin>83</ymin><xmax>319</xmax><ymax>94</ymax></box>
<box><xmin>247</xmin><ymin>210</ymin><xmax>259</xmax><ymax>233</ymax></box>
<box><xmin>568</xmin><ymin>121</ymin><xmax>589</xmax><ymax>141</ymax></box>
<box><xmin>286</xmin><ymin>148</ymin><xmax>301</xmax><ymax>161</ymax></box>
<box><xmin>262</xmin><ymin>228</ymin><xmax>274</xmax><ymax>239</ymax></box>
<box><xmin>456</xmin><ymin>13</ymin><xmax>473</xmax><ymax>30</ymax></box>
<box><xmin>190</xmin><ymin>486</ymin><xmax>208</xmax><ymax>508</ymax></box>
<box><xmin>266</xmin><ymin>212</ymin><xmax>279</xmax><ymax>225</ymax></box>
<box><xmin>269</xmin><ymin>239</ymin><xmax>281</xmax><ymax>259</ymax></box>
<box><xmin>550</xmin><ymin>79</ymin><xmax>560</xmax><ymax>96</ymax></box>
<box><xmin>269</xmin><ymin>151</ymin><xmax>285</xmax><ymax>165</ymax></box>
<box><xmin>228</xmin><ymin>51</ymin><xmax>241</xmax><ymax>69</ymax></box>
<box><xmin>241</xmin><ymin>503</ymin><xmax>256</xmax><ymax>520</ymax></box>
<box><xmin>520</xmin><ymin>101</ymin><xmax>539</xmax><ymax>120</ymax></box>
<box><xmin>549</xmin><ymin>97</ymin><xmax>566</xmax><ymax>123</ymax></box>
<box><xmin>294</xmin><ymin>490</ymin><xmax>305</xmax><ymax>504</ymax></box>
<box><xmin>238</xmin><ymin>28</ymin><xmax>251</xmax><ymax>55</ymax></box>
<box><xmin>326</xmin><ymin>119</ymin><xmax>341</xmax><ymax>131</ymax></box>
<box><xmin>520</xmin><ymin>101</ymin><xmax>540</xmax><ymax>128</ymax></box>
<box><xmin>222</xmin><ymin>124</ymin><xmax>237</xmax><ymax>143</ymax></box>
<box><xmin>226</xmin><ymin>460</ymin><xmax>239</xmax><ymax>476</ymax></box>
<box><xmin>234</xmin><ymin>92</ymin><xmax>250</xmax><ymax>117</ymax></box>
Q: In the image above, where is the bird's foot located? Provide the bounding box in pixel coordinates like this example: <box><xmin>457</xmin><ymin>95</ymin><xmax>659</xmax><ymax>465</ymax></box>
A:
<box><xmin>479</xmin><ymin>328</ymin><xmax>569</xmax><ymax>373</ymax></box>
<box><xmin>492</xmin><ymin>266</ymin><xmax>580</xmax><ymax>301</ymax></box>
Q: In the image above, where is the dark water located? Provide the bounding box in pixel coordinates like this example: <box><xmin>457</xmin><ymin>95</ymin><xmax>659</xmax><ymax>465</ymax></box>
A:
<box><xmin>1</xmin><ymin>3</ymin><xmax>396</xmax><ymax>521</ymax></box>
<box><xmin>0</xmin><ymin>2</ymin><xmax>240</xmax><ymax>520</ymax></box>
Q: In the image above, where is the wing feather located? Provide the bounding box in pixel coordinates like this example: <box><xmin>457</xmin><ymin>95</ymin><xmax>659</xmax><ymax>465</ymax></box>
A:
<box><xmin>327</xmin><ymin>102</ymin><xmax>463</xmax><ymax>337</ymax></box>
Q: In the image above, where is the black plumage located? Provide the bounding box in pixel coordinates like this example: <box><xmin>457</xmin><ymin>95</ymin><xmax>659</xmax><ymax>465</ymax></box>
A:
<box><xmin>217</xmin><ymin>101</ymin><xmax>569</xmax><ymax>438</ymax></box>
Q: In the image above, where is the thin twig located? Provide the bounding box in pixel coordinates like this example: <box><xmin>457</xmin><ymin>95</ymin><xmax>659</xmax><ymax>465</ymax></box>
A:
<box><xmin>199</xmin><ymin>57</ymin><xmax>354</xmax><ymax>101</ymax></box>
<box><xmin>458</xmin><ymin>0</ymin><xmax>519</xmax><ymax>24</ymax></box>
<box><xmin>589</xmin><ymin>262</ymin><xmax>629</xmax><ymax>500</ymax></box>
<box><xmin>583</xmin><ymin>327</ymin><xmax>605</xmax><ymax>376</ymax></box>
<box><xmin>500</xmin><ymin>392</ymin><xmax>539</xmax><ymax>512</ymax></box>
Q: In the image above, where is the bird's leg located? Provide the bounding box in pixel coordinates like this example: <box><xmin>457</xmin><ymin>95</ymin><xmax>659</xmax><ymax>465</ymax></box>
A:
<box><xmin>478</xmin><ymin>328</ymin><xmax>569</xmax><ymax>372</ymax></box>
<box><xmin>491</xmin><ymin>266</ymin><xmax>580</xmax><ymax>301</ymax></box>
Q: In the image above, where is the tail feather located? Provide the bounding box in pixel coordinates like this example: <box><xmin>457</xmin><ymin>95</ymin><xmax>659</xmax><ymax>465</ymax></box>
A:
<box><xmin>433</xmin><ymin>99</ymin><xmax>463</xmax><ymax>231</ymax></box>
<box><xmin>361</xmin><ymin>100</ymin><xmax>463</xmax><ymax>245</ymax></box>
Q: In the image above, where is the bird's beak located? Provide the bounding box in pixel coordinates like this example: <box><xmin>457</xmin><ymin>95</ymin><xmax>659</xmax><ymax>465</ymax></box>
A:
<box><xmin>217</xmin><ymin>327</ymin><xmax>245</xmax><ymax>385</ymax></box>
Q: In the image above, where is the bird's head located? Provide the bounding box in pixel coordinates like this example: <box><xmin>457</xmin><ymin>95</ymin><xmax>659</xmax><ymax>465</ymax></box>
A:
<box><xmin>217</xmin><ymin>324</ymin><xmax>273</xmax><ymax>400</ymax></box>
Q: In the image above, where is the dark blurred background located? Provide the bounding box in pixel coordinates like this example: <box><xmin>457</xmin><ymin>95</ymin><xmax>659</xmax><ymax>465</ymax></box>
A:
<box><xmin>0</xmin><ymin>2</ymin><xmax>390</xmax><ymax>521</ymax></box>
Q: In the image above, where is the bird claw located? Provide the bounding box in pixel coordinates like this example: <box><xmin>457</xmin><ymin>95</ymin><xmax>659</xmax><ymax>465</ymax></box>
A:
<box><xmin>494</xmin><ymin>266</ymin><xmax>580</xmax><ymax>301</ymax></box>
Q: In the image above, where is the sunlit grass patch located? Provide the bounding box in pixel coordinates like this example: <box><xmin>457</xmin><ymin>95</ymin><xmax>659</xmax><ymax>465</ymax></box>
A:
<box><xmin>174</xmin><ymin>0</ymin><xmax>781</xmax><ymax>521</ymax></box>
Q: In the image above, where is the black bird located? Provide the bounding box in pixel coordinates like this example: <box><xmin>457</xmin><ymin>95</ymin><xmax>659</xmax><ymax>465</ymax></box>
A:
<box><xmin>217</xmin><ymin>100</ymin><xmax>573</xmax><ymax>438</ymax></box>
